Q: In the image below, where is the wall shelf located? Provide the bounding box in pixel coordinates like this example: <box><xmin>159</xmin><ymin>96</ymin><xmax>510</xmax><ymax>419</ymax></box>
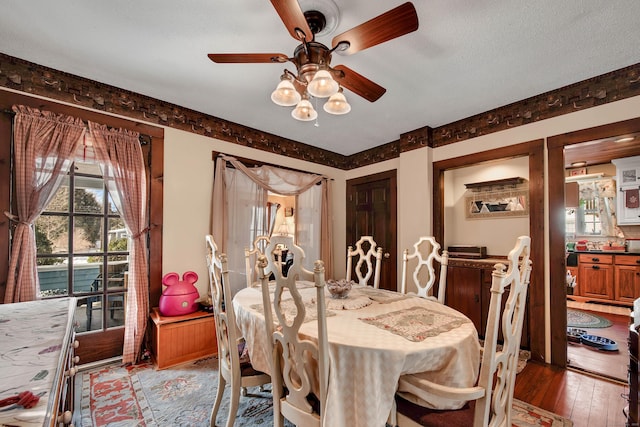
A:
<box><xmin>464</xmin><ymin>177</ymin><xmax>526</xmax><ymax>192</ymax></box>
<box><xmin>464</xmin><ymin>177</ymin><xmax>529</xmax><ymax>219</ymax></box>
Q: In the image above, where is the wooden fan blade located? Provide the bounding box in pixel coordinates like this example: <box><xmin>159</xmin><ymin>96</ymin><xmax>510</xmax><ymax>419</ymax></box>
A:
<box><xmin>331</xmin><ymin>2</ymin><xmax>418</xmax><ymax>55</ymax></box>
<box><xmin>271</xmin><ymin>0</ymin><xmax>313</xmax><ymax>41</ymax></box>
<box><xmin>333</xmin><ymin>65</ymin><xmax>386</xmax><ymax>102</ymax></box>
<box><xmin>207</xmin><ymin>53</ymin><xmax>289</xmax><ymax>63</ymax></box>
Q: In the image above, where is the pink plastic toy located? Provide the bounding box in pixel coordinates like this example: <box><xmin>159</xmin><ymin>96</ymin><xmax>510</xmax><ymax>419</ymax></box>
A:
<box><xmin>159</xmin><ymin>271</ymin><xmax>199</xmax><ymax>316</ymax></box>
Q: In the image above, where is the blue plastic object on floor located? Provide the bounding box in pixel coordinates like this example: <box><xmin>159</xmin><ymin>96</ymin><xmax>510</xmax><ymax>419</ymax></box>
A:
<box><xmin>579</xmin><ymin>334</ymin><xmax>618</xmax><ymax>351</ymax></box>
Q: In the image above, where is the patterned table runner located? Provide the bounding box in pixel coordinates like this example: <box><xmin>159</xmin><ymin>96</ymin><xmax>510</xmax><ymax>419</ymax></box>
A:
<box><xmin>352</xmin><ymin>286</ymin><xmax>409</xmax><ymax>303</ymax></box>
<box><xmin>250</xmin><ymin>298</ymin><xmax>336</xmax><ymax>324</ymax></box>
<box><xmin>359</xmin><ymin>306</ymin><xmax>470</xmax><ymax>342</ymax></box>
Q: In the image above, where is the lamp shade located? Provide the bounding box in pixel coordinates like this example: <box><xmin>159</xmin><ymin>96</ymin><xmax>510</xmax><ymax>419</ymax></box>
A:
<box><xmin>323</xmin><ymin>90</ymin><xmax>351</xmax><ymax>115</ymax></box>
<box><xmin>291</xmin><ymin>99</ymin><xmax>318</xmax><ymax>121</ymax></box>
<box><xmin>271</xmin><ymin>79</ymin><xmax>301</xmax><ymax>106</ymax></box>
<box><xmin>307</xmin><ymin>70</ymin><xmax>339</xmax><ymax>98</ymax></box>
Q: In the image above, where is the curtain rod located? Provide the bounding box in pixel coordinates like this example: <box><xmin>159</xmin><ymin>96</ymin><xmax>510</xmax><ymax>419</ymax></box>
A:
<box><xmin>214</xmin><ymin>152</ymin><xmax>333</xmax><ymax>181</ymax></box>
<box><xmin>4</xmin><ymin>108</ymin><xmax>150</xmax><ymax>145</ymax></box>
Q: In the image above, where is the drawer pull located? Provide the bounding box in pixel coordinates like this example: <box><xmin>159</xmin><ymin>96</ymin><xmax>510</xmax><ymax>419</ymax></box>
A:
<box><xmin>592</xmin><ymin>265</ymin><xmax>600</xmax><ymax>270</ymax></box>
<box><xmin>591</xmin><ymin>257</ymin><xmax>600</xmax><ymax>262</ymax></box>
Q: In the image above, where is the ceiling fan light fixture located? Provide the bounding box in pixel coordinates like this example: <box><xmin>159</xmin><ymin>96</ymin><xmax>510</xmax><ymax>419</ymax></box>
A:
<box><xmin>307</xmin><ymin>69</ymin><xmax>339</xmax><ymax>98</ymax></box>
<box><xmin>323</xmin><ymin>89</ymin><xmax>351</xmax><ymax>115</ymax></box>
<box><xmin>271</xmin><ymin>79</ymin><xmax>301</xmax><ymax>106</ymax></box>
<box><xmin>291</xmin><ymin>99</ymin><xmax>318</xmax><ymax>121</ymax></box>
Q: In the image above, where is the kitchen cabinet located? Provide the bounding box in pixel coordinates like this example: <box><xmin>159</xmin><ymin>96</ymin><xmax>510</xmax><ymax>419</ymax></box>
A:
<box><xmin>446</xmin><ymin>260</ymin><xmax>529</xmax><ymax>348</ymax></box>
<box><xmin>613</xmin><ymin>156</ymin><xmax>640</xmax><ymax>225</ymax></box>
<box><xmin>569</xmin><ymin>253</ymin><xmax>640</xmax><ymax>305</ymax></box>
<box><xmin>615</xmin><ymin>255</ymin><xmax>640</xmax><ymax>304</ymax></box>
<box><xmin>565</xmin><ymin>181</ymin><xmax>579</xmax><ymax>207</ymax></box>
<box><xmin>577</xmin><ymin>254</ymin><xmax>615</xmax><ymax>300</ymax></box>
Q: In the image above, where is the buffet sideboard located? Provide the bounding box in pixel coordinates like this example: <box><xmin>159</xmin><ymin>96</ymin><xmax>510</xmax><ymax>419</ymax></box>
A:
<box><xmin>0</xmin><ymin>297</ymin><xmax>79</xmax><ymax>426</ymax></box>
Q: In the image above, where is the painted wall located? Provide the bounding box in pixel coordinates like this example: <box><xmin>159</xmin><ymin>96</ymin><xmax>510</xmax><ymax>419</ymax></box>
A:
<box><xmin>444</xmin><ymin>156</ymin><xmax>530</xmax><ymax>256</ymax></box>
<box><xmin>7</xmin><ymin>84</ymin><xmax>640</xmax><ymax>363</ymax></box>
<box><xmin>345</xmin><ymin>94</ymin><xmax>640</xmax><ymax>361</ymax></box>
<box><xmin>162</xmin><ymin>127</ymin><xmax>348</xmax><ymax>298</ymax></box>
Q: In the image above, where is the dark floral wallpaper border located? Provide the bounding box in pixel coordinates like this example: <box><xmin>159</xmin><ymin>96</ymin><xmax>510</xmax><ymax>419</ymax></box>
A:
<box><xmin>1</xmin><ymin>53</ymin><xmax>639</xmax><ymax>170</ymax></box>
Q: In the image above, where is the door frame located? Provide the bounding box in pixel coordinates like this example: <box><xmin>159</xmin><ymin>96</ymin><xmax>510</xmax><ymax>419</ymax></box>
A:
<box><xmin>548</xmin><ymin>116</ymin><xmax>640</xmax><ymax>367</ymax></box>
<box><xmin>346</xmin><ymin>169</ymin><xmax>397</xmax><ymax>291</ymax></box>
<box><xmin>433</xmin><ymin>139</ymin><xmax>545</xmax><ymax>363</ymax></box>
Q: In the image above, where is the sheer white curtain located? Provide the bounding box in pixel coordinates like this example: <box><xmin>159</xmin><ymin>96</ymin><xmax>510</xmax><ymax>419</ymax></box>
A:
<box><xmin>226</xmin><ymin>167</ymin><xmax>267</xmax><ymax>292</ymax></box>
<box><xmin>297</xmin><ymin>184</ymin><xmax>322</xmax><ymax>271</ymax></box>
<box><xmin>212</xmin><ymin>155</ymin><xmax>332</xmax><ymax>295</ymax></box>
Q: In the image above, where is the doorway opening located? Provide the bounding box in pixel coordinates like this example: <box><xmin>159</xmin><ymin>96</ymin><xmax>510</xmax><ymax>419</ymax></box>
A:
<box><xmin>548</xmin><ymin>118</ymin><xmax>640</xmax><ymax>381</ymax></box>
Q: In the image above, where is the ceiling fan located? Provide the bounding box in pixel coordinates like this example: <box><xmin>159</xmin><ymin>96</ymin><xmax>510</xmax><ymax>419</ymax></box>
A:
<box><xmin>208</xmin><ymin>0</ymin><xmax>419</xmax><ymax>121</ymax></box>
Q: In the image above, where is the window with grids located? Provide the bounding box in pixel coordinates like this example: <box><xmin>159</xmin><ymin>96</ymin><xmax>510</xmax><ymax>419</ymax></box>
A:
<box><xmin>35</xmin><ymin>159</ymin><xmax>128</xmax><ymax>333</ymax></box>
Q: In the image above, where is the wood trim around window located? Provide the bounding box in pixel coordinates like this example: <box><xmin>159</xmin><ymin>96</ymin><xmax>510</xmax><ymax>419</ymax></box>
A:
<box><xmin>0</xmin><ymin>89</ymin><xmax>164</xmax><ymax>363</ymax></box>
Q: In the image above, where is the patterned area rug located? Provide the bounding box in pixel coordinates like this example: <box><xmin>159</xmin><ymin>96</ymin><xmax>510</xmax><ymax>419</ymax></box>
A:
<box><xmin>567</xmin><ymin>308</ymin><xmax>612</xmax><ymax>328</ymax></box>
<box><xmin>80</xmin><ymin>357</ymin><xmax>572</xmax><ymax>426</ymax></box>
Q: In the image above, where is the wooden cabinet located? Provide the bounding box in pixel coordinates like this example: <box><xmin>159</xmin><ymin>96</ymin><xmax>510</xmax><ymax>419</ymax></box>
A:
<box><xmin>570</xmin><ymin>253</ymin><xmax>640</xmax><ymax>305</ymax></box>
<box><xmin>445</xmin><ymin>265</ymin><xmax>483</xmax><ymax>332</ymax></box>
<box><xmin>149</xmin><ymin>308</ymin><xmax>217</xmax><ymax>369</ymax></box>
<box><xmin>446</xmin><ymin>261</ymin><xmax>529</xmax><ymax>348</ymax></box>
<box><xmin>577</xmin><ymin>254</ymin><xmax>614</xmax><ymax>300</ymax></box>
<box><xmin>565</xmin><ymin>181</ymin><xmax>579</xmax><ymax>207</ymax></box>
<box><xmin>615</xmin><ymin>255</ymin><xmax>640</xmax><ymax>303</ymax></box>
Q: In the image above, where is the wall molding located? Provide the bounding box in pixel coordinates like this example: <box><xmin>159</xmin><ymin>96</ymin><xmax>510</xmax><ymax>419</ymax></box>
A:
<box><xmin>2</xmin><ymin>53</ymin><xmax>639</xmax><ymax>169</ymax></box>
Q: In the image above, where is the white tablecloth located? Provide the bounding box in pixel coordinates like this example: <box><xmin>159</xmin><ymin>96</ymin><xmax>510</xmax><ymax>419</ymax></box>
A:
<box><xmin>233</xmin><ymin>284</ymin><xmax>480</xmax><ymax>427</ymax></box>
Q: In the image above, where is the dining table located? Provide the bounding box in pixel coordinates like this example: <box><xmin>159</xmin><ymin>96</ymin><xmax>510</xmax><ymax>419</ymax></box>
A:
<box><xmin>233</xmin><ymin>282</ymin><xmax>481</xmax><ymax>427</ymax></box>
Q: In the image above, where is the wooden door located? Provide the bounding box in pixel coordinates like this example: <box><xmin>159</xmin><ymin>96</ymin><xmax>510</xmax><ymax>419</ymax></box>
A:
<box><xmin>346</xmin><ymin>170</ymin><xmax>397</xmax><ymax>291</ymax></box>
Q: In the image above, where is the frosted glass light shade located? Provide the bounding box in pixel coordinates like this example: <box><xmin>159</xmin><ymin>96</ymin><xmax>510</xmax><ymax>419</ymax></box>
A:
<box><xmin>323</xmin><ymin>91</ymin><xmax>351</xmax><ymax>115</ymax></box>
<box><xmin>307</xmin><ymin>70</ymin><xmax>339</xmax><ymax>98</ymax></box>
<box><xmin>271</xmin><ymin>80</ymin><xmax>301</xmax><ymax>106</ymax></box>
<box><xmin>291</xmin><ymin>99</ymin><xmax>318</xmax><ymax>121</ymax></box>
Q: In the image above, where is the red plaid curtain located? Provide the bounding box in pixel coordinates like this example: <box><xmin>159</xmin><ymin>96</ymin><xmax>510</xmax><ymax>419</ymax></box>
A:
<box><xmin>4</xmin><ymin>105</ymin><xmax>85</xmax><ymax>303</ymax></box>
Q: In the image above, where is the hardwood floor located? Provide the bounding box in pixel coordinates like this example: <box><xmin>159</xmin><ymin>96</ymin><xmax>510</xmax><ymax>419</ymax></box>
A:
<box><xmin>567</xmin><ymin>309</ymin><xmax>630</xmax><ymax>382</ymax></box>
<box><xmin>515</xmin><ymin>361</ymin><xmax>629</xmax><ymax>426</ymax></box>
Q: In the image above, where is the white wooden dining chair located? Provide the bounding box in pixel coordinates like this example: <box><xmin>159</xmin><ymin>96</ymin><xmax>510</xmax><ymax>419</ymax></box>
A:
<box><xmin>400</xmin><ymin>236</ymin><xmax>449</xmax><ymax>303</ymax></box>
<box><xmin>346</xmin><ymin>235</ymin><xmax>383</xmax><ymax>288</ymax></box>
<box><xmin>244</xmin><ymin>235</ymin><xmax>271</xmax><ymax>288</ymax></box>
<box><xmin>394</xmin><ymin>235</ymin><xmax>532</xmax><ymax>427</ymax></box>
<box><xmin>205</xmin><ymin>235</ymin><xmax>271</xmax><ymax>427</ymax></box>
<box><xmin>257</xmin><ymin>235</ymin><xmax>329</xmax><ymax>427</ymax></box>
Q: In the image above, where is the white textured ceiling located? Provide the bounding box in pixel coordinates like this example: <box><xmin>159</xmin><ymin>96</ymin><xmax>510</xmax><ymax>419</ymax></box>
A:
<box><xmin>1</xmin><ymin>1</ymin><xmax>639</xmax><ymax>156</ymax></box>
